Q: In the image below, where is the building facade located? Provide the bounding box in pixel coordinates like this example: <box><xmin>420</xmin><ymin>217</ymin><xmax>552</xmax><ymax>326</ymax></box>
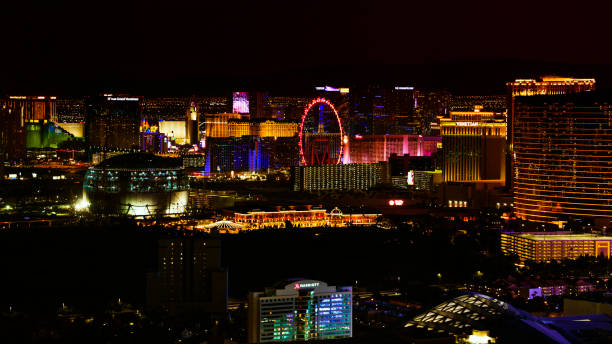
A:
<box><xmin>441</xmin><ymin>109</ymin><xmax>506</xmax><ymax>182</ymax></box>
<box><xmin>147</xmin><ymin>237</ymin><xmax>227</xmax><ymax>316</ymax></box>
<box><xmin>500</xmin><ymin>232</ymin><xmax>612</xmax><ymax>262</ymax></box>
<box><xmin>248</xmin><ymin>279</ymin><xmax>352</xmax><ymax>343</ymax></box>
<box><xmin>343</xmin><ymin>134</ymin><xmax>440</xmax><ymax>164</ymax></box>
<box><xmin>84</xmin><ymin>153</ymin><xmax>188</xmax><ymax>216</ymax></box>
<box><xmin>233</xmin><ymin>207</ymin><xmax>379</xmax><ymax>229</ymax></box>
<box><xmin>85</xmin><ymin>95</ymin><xmax>141</xmax><ymax>151</ymax></box>
<box><xmin>513</xmin><ymin>92</ymin><xmax>612</xmax><ymax>224</ymax></box>
<box><xmin>292</xmin><ymin>162</ymin><xmax>388</xmax><ymax>191</ymax></box>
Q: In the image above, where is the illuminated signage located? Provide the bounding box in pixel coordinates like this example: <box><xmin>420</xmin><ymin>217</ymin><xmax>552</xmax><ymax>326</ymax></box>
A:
<box><xmin>388</xmin><ymin>199</ymin><xmax>404</xmax><ymax>206</ymax></box>
<box><xmin>394</xmin><ymin>86</ymin><xmax>414</xmax><ymax>90</ymax></box>
<box><xmin>407</xmin><ymin>171</ymin><xmax>414</xmax><ymax>185</ymax></box>
<box><xmin>107</xmin><ymin>97</ymin><xmax>139</xmax><ymax>101</ymax></box>
<box><xmin>294</xmin><ymin>282</ymin><xmax>320</xmax><ymax>290</ymax></box>
<box><xmin>9</xmin><ymin>96</ymin><xmax>27</xmax><ymax>99</ymax></box>
<box><xmin>339</xmin><ymin>88</ymin><xmax>350</xmax><ymax>94</ymax></box>
<box><xmin>315</xmin><ymin>87</ymin><xmax>325</xmax><ymax>91</ymax></box>
<box><xmin>232</xmin><ymin>92</ymin><xmax>249</xmax><ymax>113</ymax></box>
<box><xmin>456</xmin><ymin>122</ymin><xmax>479</xmax><ymax>126</ymax></box>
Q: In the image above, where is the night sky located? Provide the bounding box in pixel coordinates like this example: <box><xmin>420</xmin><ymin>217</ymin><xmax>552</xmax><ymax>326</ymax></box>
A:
<box><xmin>3</xmin><ymin>1</ymin><xmax>612</xmax><ymax>95</ymax></box>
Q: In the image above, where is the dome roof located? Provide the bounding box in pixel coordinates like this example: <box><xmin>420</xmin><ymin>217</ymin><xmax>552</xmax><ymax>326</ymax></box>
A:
<box><xmin>203</xmin><ymin>220</ymin><xmax>245</xmax><ymax>230</ymax></box>
<box><xmin>405</xmin><ymin>293</ymin><xmax>527</xmax><ymax>334</ymax></box>
<box><xmin>94</xmin><ymin>153</ymin><xmax>183</xmax><ymax>170</ymax></box>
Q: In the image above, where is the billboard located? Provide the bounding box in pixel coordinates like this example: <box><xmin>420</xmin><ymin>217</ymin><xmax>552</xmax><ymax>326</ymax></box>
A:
<box><xmin>232</xmin><ymin>92</ymin><xmax>249</xmax><ymax>113</ymax></box>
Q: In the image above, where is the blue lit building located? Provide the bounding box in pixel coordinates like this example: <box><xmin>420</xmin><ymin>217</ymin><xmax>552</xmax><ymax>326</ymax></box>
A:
<box><xmin>248</xmin><ymin>279</ymin><xmax>352</xmax><ymax>343</ymax></box>
<box><xmin>204</xmin><ymin>136</ymin><xmax>299</xmax><ymax>173</ymax></box>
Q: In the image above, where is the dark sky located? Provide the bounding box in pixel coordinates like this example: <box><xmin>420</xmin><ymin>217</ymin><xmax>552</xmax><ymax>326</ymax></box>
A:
<box><xmin>3</xmin><ymin>1</ymin><xmax>612</xmax><ymax>95</ymax></box>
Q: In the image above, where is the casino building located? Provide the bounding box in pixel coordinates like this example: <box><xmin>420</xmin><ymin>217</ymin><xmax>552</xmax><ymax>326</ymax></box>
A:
<box><xmin>512</xmin><ymin>92</ymin><xmax>612</xmax><ymax>224</ymax></box>
<box><xmin>440</xmin><ymin>107</ymin><xmax>506</xmax><ymax>183</ymax></box>
<box><xmin>501</xmin><ymin>232</ymin><xmax>612</xmax><ymax>262</ymax></box>
<box><xmin>248</xmin><ymin>279</ymin><xmax>352</xmax><ymax>343</ymax></box>
<box><xmin>83</xmin><ymin>153</ymin><xmax>188</xmax><ymax>216</ymax></box>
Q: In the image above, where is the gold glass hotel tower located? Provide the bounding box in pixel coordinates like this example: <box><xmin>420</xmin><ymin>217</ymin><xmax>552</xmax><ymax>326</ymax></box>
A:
<box><xmin>512</xmin><ymin>92</ymin><xmax>612</xmax><ymax>225</ymax></box>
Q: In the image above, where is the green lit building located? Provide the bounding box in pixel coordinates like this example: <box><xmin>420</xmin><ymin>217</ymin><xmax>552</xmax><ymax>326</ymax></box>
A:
<box><xmin>26</xmin><ymin>120</ymin><xmax>82</xmax><ymax>149</ymax></box>
<box><xmin>248</xmin><ymin>279</ymin><xmax>352</xmax><ymax>343</ymax></box>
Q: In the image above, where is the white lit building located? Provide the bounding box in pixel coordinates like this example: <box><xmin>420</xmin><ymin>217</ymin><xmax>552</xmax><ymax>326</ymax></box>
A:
<box><xmin>292</xmin><ymin>162</ymin><xmax>388</xmax><ymax>191</ymax></box>
<box><xmin>248</xmin><ymin>280</ymin><xmax>352</xmax><ymax>343</ymax></box>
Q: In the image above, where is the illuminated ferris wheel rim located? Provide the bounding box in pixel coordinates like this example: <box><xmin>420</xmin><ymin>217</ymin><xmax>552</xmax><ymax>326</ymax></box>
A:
<box><xmin>298</xmin><ymin>97</ymin><xmax>345</xmax><ymax>166</ymax></box>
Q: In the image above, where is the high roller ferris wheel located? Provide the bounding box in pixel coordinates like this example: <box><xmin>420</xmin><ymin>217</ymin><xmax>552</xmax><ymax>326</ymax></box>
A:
<box><xmin>298</xmin><ymin>97</ymin><xmax>345</xmax><ymax>166</ymax></box>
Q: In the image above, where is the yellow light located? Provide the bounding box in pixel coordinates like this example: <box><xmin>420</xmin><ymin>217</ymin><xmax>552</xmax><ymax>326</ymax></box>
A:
<box><xmin>467</xmin><ymin>331</ymin><xmax>495</xmax><ymax>344</ymax></box>
<box><xmin>74</xmin><ymin>198</ymin><xmax>90</xmax><ymax>212</ymax></box>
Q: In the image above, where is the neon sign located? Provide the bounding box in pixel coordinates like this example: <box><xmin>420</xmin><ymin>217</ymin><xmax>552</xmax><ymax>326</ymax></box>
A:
<box><xmin>407</xmin><ymin>171</ymin><xmax>414</xmax><ymax>185</ymax></box>
<box><xmin>294</xmin><ymin>282</ymin><xmax>320</xmax><ymax>290</ymax></box>
<box><xmin>107</xmin><ymin>97</ymin><xmax>139</xmax><ymax>101</ymax></box>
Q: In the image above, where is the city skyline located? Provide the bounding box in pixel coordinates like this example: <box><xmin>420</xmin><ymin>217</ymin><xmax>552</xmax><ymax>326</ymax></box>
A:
<box><xmin>2</xmin><ymin>2</ymin><xmax>612</xmax><ymax>343</ymax></box>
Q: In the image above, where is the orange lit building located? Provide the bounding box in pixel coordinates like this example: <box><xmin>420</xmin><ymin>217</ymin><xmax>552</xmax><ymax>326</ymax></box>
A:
<box><xmin>204</xmin><ymin>113</ymin><xmax>297</xmax><ymax>138</ymax></box>
<box><xmin>501</xmin><ymin>232</ymin><xmax>612</xmax><ymax>262</ymax></box>
<box><xmin>506</xmin><ymin>77</ymin><xmax>595</xmax><ymax>98</ymax></box>
<box><xmin>506</xmin><ymin>77</ymin><xmax>596</xmax><ymax>190</ymax></box>
<box><xmin>441</xmin><ymin>108</ymin><xmax>506</xmax><ymax>183</ymax></box>
<box><xmin>513</xmin><ymin>92</ymin><xmax>612</xmax><ymax>224</ymax></box>
<box><xmin>233</xmin><ymin>207</ymin><xmax>379</xmax><ymax>229</ymax></box>
<box><xmin>2</xmin><ymin>95</ymin><xmax>57</xmax><ymax>122</ymax></box>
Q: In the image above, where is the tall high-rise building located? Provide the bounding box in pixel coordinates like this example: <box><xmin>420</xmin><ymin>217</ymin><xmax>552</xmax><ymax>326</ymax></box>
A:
<box><xmin>248</xmin><ymin>279</ymin><xmax>352</xmax><ymax>343</ymax></box>
<box><xmin>1</xmin><ymin>96</ymin><xmax>57</xmax><ymax>122</ymax></box>
<box><xmin>441</xmin><ymin>108</ymin><xmax>506</xmax><ymax>183</ymax></box>
<box><xmin>85</xmin><ymin>95</ymin><xmax>141</xmax><ymax>151</ymax></box>
<box><xmin>56</xmin><ymin>97</ymin><xmax>85</xmax><ymax>122</ymax></box>
<box><xmin>0</xmin><ymin>102</ymin><xmax>26</xmax><ymax>162</ymax></box>
<box><xmin>506</xmin><ymin>77</ymin><xmax>596</xmax><ymax>189</ymax></box>
<box><xmin>185</xmin><ymin>101</ymin><xmax>200</xmax><ymax>145</ymax></box>
<box><xmin>147</xmin><ymin>237</ymin><xmax>227</xmax><ymax>316</ymax></box>
<box><xmin>249</xmin><ymin>91</ymin><xmax>272</xmax><ymax>119</ymax></box>
<box><xmin>512</xmin><ymin>92</ymin><xmax>612</xmax><ymax>225</ymax></box>
<box><xmin>348</xmin><ymin>86</ymin><xmax>417</xmax><ymax>135</ymax></box>
<box><xmin>386</xmin><ymin>87</ymin><xmax>418</xmax><ymax>134</ymax></box>
<box><xmin>232</xmin><ymin>92</ymin><xmax>250</xmax><ymax>114</ymax></box>
<box><xmin>0</xmin><ymin>96</ymin><xmax>58</xmax><ymax>162</ymax></box>
<box><xmin>506</xmin><ymin>76</ymin><xmax>596</xmax><ymax>148</ymax></box>
<box><xmin>204</xmin><ymin>136</ymin><xmax>298</xmax><ymax>172</ymax></box>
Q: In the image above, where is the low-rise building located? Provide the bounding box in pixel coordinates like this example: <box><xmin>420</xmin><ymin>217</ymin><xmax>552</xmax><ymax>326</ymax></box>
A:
<box><xmin>501</xmin><ymin>232</ymin><xmax>612</xmax><ymax>262</ymax></box>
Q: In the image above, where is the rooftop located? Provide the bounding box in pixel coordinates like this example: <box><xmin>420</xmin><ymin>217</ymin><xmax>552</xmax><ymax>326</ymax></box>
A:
<box><xmin>94</xmin><ymin>153</ymin><xmax>183</xmax><ymax>170</ymax></box>
<box><xmin>504</xmin><ymin>231</ymin><xmax>612</xmax><ymax>241</ymax></box>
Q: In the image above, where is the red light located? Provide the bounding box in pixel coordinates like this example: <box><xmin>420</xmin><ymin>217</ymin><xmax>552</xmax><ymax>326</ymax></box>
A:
<box><xmin>388</xmin><ymin>199</ymin><xmax>404</xmax><ymax>206</ymax></box>
<box><xmin>298</xmin><ymin>97</ymin><xmax>344</xmax><ymax>166</ymax></box>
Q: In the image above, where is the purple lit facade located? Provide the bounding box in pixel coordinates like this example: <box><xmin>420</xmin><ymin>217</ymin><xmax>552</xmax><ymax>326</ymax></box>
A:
<box><xmin>232</xmin><ymin>92</ymin><xmax>250</xmax><ymax>114</ymax></box>
<box><xmin>343</xmin><ymin>134</ymin><xmax>440</xmax><ymax>164</ymax></box>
